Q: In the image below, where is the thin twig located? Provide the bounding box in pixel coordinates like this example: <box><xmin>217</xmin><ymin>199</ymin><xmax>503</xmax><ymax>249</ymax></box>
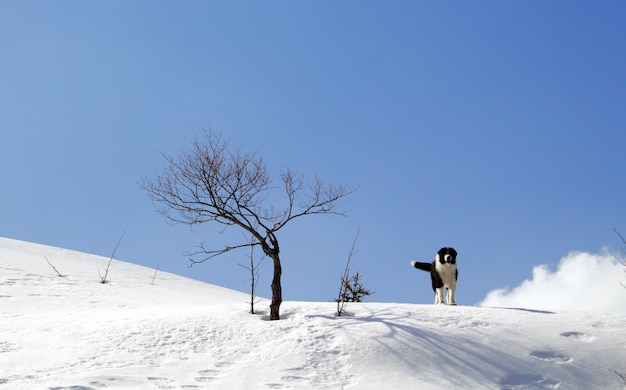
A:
<box><xmin>238</xmin><ymin>232</ymin><xmax>265</xmax><ymax>314</ymax></box>
<box><xmin>609</xmin><ymin>368</ymin><xmax>626</xmax><ymax>386</ymax></box>
<box><xmin>614</xmin><ymin>228</ymin><xmax>626</xmax><ymax>289</ymax></box>
<box><xmin>151</xmin><ymin>260</ymin><xmax>161</xmax><ymax>285</ymax></box>
<box><xmin>44</xmin><ymin>256</ymin><xmax>64</xmax><ymax>277</ymax></box>
<box><xmin>100</xmin><ymin>229</ymin><xmax>126</xmax><ymax>284</ymax></box>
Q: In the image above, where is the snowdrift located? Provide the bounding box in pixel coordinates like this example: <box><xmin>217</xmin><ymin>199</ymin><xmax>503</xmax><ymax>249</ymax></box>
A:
<box><xmin>0</xmin><ymin>237</ymin><xmax>624</xmax><ymax>389</ymax></box>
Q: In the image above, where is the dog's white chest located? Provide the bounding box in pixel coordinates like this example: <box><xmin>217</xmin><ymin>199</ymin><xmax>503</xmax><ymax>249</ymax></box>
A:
<box><xmin>435</xmin><ymin>262</ymin><xmax>457</xmax><ymax>287</ymax></box>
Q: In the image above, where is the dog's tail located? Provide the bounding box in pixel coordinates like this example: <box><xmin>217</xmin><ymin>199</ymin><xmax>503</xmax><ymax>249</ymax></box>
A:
<box><xmin>410</xmin><ymin>261</ymin><xmax>432</xmax><ymax>272</ymax></box>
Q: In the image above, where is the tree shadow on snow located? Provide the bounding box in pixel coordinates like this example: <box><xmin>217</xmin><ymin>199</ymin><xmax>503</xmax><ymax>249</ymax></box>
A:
<box><xmin>481</xmin><ymin>306</ymin><xmax>556</xmax><ymax>314</ymax></box>
<box><xmin>306</xmin><ymin>306</ymin><xmax>553</xmax><ymax>389</ymax></box>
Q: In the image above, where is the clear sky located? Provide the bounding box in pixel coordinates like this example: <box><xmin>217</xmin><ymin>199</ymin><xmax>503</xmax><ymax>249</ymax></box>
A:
<box><xmin>2</xmin><ymin>1</ymin><xmax>625</xmax><ymax>309</ymax></box>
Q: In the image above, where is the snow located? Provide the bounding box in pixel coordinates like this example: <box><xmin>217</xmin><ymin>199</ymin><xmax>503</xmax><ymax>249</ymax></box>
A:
<box><xmin>1</xmin><ymin>237</ymin><xmax>625</xmax><ymax>389</ymax></box>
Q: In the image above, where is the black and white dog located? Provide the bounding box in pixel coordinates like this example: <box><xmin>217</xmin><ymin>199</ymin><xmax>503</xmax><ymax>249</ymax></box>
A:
<box><xmin>410</xmin><ymin>247</ymin><xmax>458</xmax><ymax>305</ymax></box>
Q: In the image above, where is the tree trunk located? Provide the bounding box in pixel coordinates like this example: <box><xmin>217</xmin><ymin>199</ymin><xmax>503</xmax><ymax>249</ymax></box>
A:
<box><xmin>269</xmin><ymin>252</ymin><xmax>282</xmax><ymax>320</ymax></box>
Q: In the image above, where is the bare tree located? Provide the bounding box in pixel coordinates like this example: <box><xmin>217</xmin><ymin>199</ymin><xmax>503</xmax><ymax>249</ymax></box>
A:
<box><xmin>141</xmin><ymin>131</ymin><xmax>356</xmax><ymax>320</ymax></box>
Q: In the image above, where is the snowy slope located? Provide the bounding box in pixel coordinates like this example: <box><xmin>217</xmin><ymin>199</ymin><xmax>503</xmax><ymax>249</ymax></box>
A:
<box><xmin>0</xmin><ymin>237</ymin><xmax>625</xmax><ymax>389</ymax></box>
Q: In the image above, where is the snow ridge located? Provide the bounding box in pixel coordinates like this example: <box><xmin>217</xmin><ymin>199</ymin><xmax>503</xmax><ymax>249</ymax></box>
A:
<box><xmin>1</xmin><ymin>237</ymin><xmax>625</xmax><ymax>389</ymax></box>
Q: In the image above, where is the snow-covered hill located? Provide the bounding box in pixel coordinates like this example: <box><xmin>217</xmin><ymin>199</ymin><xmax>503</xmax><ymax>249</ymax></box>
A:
<box><xmin>1</xmin><ymin>237</ymin><xmax>624</xmax><ymax>389</ymax></box>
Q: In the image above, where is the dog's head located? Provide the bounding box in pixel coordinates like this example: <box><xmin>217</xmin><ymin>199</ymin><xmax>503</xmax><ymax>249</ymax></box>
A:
<box><xmin>437</xmin><ymin>247</ymin><xmax>457</xmax><ymax>265</ymax></box>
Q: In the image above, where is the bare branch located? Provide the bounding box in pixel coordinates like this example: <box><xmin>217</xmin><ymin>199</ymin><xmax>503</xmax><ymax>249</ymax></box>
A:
<box><xmin>187</xmin><ymin>241</ymin><xmax>261</xmax><ymax>266</ymax></box>
<box><xmin>273</xmin><ymin>172</ymin><xmax>357</xmax><ymax>232</ymax></box>
<box><xmin>615</xmin><ymin>227</ymin><xmax>626</xmax><ymax>245</ymax></box>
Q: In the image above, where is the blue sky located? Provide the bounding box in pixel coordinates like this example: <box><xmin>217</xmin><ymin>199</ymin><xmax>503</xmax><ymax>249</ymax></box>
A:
<box><xmin>1</xmin><ymin>1</ymin><xmax>625</xmax><ymax>308</ymax></box>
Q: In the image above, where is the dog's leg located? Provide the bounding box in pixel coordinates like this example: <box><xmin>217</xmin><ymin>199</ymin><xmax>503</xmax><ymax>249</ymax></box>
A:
<box><xmin>435</xmin><ymin>288</ymin><xmax>445</xmax><ymax>304</ymax></box>
<box><xmin>447</xmin><ymin>286</ymin><xmax>457</xmax><ymax>305</ymax></box>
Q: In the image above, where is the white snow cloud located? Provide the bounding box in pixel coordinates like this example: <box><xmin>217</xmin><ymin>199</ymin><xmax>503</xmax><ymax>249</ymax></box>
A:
<box><xmin>479</xmin><ymin>250</ymin><xmax>626</xmax><ymax>313</ymax></box>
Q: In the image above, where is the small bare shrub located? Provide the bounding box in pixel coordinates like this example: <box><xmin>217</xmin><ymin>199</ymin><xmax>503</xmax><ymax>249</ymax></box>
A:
<box><xmin>334</xmin><ymin>228</ymin><xmax>372</xmax><ymax>316</ymax></box>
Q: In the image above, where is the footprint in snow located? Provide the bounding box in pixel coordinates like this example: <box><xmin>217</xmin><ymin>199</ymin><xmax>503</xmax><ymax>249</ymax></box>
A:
<box><xmin>147</xmin><ymin>376</ymin><xmax>174</xmax><ymax>386</ymax></box>
<box><xmin>499</xmin><ymin>373</ymin><xmax>561</xmax><ymax>389</ymax></box>
<box><xmin>0</xmin><ymin>341</ymin><xmax>19</xmax><ymax>353</ymax></box>
<box><xmin>560</xmin><ymin>331</ymin><xmax>595</xmax><ymax>342</ymax></box>
<box><xmin>458</xmin><ymin>320</ymin><xmax>491</xmax><ymax>329</ymax></box>
<box><xmin>265</xmin><ymin>383</ymin><xmax>287</xmax><ymax>389</ymax></box>
<box><xmin>196</xmin><ymin>369</ymin><xmax>221</xmax><ymax>382</ymax></box>
<box><xmin>530</xmin><ymin>351</ymin><xmax>572</xmax><ymax>364</ymax></box>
